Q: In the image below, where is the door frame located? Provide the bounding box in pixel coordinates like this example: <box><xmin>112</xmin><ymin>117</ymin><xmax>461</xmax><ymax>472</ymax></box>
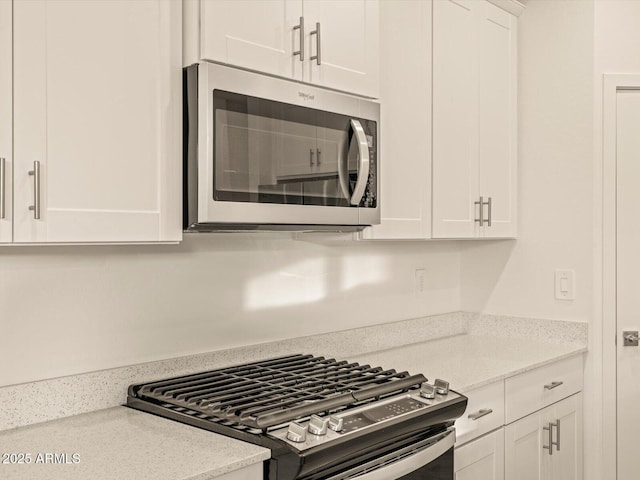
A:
<box><xmin>602</xmin><ymin>74</ymin><xmax>640</xmax><ymax>480</ymax></box>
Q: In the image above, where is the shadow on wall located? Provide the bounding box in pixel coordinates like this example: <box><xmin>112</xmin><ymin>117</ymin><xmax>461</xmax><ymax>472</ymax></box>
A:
<box><xmin>459</xmin><ymin>240</ymin><xmax>516</xmax><ymax>314</ymax></box>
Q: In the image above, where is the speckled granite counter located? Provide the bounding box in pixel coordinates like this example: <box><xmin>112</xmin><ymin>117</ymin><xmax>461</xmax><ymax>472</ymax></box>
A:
<box><xmin>353</xmin><ymin>334</ymin><xmax>587</xmax><ymax>393</ymax></box>
<box><xmin>0</xmin><ymin>407</ymin><xmax>269</xmax><ymax>480</ymax></box>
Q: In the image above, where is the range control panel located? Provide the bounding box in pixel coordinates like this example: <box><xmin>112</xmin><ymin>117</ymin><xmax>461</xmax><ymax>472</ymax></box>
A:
<box><xmin>341</xmin><ymin>397</ymin><xmax>425</xmax><ymax>434</ymax></box>
<box><xmin>268</xmin><ymin>380</ymin><xmax>461</xmax><ymax>451</ymax></box>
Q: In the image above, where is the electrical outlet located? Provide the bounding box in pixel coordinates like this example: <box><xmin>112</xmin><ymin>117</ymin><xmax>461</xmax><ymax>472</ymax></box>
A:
<box><xmin>415</xmin><ymin>268</ymin><xmax>426</xmax><ymax>297</ymax></box>
<box><xmin>555</xmin><ymin>269</ymin><xmax>575</xmax><ymax>300</ymax></box>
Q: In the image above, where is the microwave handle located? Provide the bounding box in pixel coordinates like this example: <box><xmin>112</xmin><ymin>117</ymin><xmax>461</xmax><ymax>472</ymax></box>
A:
<box><xmin>349</xmin><ymin>119</ymin><xmax>370</xmax><ymax>206</ymax></box>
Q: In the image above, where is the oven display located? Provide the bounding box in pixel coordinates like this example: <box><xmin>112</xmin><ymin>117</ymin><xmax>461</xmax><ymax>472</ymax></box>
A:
<box><xmin>340</xmin><ymin>398</ymin><xmax>425</xmax><ymax>434</ymax></box>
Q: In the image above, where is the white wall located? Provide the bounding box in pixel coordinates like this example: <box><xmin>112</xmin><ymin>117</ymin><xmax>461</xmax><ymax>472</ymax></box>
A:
<box><xmin>461</xmin><ymin>0</ymin><xmax>594</xmax><ymax>323</ymax></box>
<box><xmin>0</xmin><ymin>235</ymin><xmax>461</xmax><ymax>386</ymax></box>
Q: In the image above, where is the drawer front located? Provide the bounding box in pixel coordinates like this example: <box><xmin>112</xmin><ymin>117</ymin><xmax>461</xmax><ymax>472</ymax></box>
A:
<box><xmin>505</xmin><ymin>355</ymin><xmax>583</xmax><ymax>424</ymax></box>
<box><xmin>455</xmin><ymin>381</ymin><xmax>505</xmax><ymax>446</ymax></box>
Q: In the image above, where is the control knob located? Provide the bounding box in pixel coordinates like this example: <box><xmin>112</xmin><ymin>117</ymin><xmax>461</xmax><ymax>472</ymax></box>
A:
<box><xmin>434</xmin><ymin>379</ymin><xmax>450</xmax><ymax>395</ymax></box>
<box><xmin>286</xmin><ymin>421</ymin><xmax>307</xmax><ymax>443</ymax></box>
<box><xmin>308</xmin><ymin>415</ymin><xmax>329</xmax><ymax>436</ymax></box>
<box><xmin>420</xmin><ymin>383</ymin><xmax>436</xmax><ymax>400</ymax></box>
<box><xmin>328</xmin><ymin>416</ymin><xmax>344</xmax><ymax>432</ymax></box>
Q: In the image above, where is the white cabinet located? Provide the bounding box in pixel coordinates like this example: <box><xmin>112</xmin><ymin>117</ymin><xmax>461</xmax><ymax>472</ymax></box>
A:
<box><xmin>361</xmin><ymin>0</ymin><xmax>431</xmax><ymax>240</ymax></box>
<box><xmin>432</xmin><ymin>0</ymin><xmax>518</xmax><ymax>239</ymax></box>
<box><xmin>455</xmin><ymin>428</ymin><xmax>504</xmax><ymax>480</ymax></box>
<box><xmin>215</xmin><ymin>462</ymin><xmax>263</xmax><ymax>480</ymax></box>
<box><xmin>199</xmin><ymin>0</ymin><xmax>303</xmax><ymax>81</ymax></box>
<box><xmin>0</xmin><ymin>0</ymin><xmax>11</xmax><ymax>243</ymax></box>
<box><xmin>11</xmin><ymin>0</ymin><xmax>182</xmax><ymax>243</ymax></box>
<box><xmin>505</xmin><ymin>393</ymin><xmax>583</xmax><ymax>480</ymax></box>
<box><xmin>194</xmin><ymin>0</ymin><xmax>379</xmax><ymax>98</ymax></box>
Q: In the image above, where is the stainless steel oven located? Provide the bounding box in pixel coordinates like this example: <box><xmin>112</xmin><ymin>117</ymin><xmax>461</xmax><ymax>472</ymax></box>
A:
<box><xmin>184</xmin><ymin>62</ymin><xmax>380</xmax><ymax>231</ymax></box>
<box><xmin>128</xmin><ymin>354</ymin><xmax>466</xmax><ymax>480</ymax></box>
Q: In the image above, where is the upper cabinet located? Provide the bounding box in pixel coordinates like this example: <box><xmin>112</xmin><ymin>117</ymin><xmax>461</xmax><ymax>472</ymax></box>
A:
<box><xmin>432</xmin><ymin>0</ymin><xmax>518</xmax><ymax>239</ymax></box>
<box><xmin>8</xmin><ymin>0</ymin><xmax>182</xmax><ymax>244</ymax></box>
<box><xmin>0</xmin><ymin>0</ymin><xmax>12</xmax><ymax>243</ymax></box>
<box><xmin>192</xmin><ymin>0</ymin><xmax>379</xmax><ymax>98</ymax></box>
<box><xmin>365</xmin><ymin>0</ymin><xmax>521</xmax><ymax>241</ymax></box>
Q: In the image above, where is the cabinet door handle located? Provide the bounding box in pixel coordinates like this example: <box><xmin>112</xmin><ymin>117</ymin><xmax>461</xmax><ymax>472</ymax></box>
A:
<box><xmin>474</xmin><ymin>196</ymin><xmax>484</xmax><ymax>226</ymax></box>
<box><xmin>310</xmin><ymin>22</ymin><xmax>321</xmax><ymax>65</ymax></box>
<box><xmin>0</xmin><ymin>157</ymin><xmax>5</xmax><ymax>219</ymax></box>
<box><xmin>310</xmin><ymin>149</ymin><xmax>315</xmax><ymax>166</ymax></box>
<box><xmin>552</xmin><ymin>419</ymin><xmax>561</xmax><ymax>451</ymax></box>
<box><xmin>468</xmin><ymin>408</ymin><xmax>493</xmax><ymax>421</ymax></box>
<box><xmin>543</xmin><ymin>422</ymin><xmax>553</xmax><ymax>455</ymax></box>
<box><xmin>28</xmin><ymin>160</ymin><xmax>41</xmax><ymax>220</ymax></box>
<box><xmin>293</xmin><ymin>17</ymin><xmax>304</xmax><ymax>61</ymax></box>
<box><xmin>317</xmin><ymin>148</ymin><xmax>321</xmax><ymax>166</ymax></box>
<box><xmin>544</xmin><ymin>381</ymin><xmax>564</xmax><ymax>390</ymax></box>
<box><xmin>486</xmin><ymin>196</ymin><xmax>492</xmax><ymax>227</ymax></box>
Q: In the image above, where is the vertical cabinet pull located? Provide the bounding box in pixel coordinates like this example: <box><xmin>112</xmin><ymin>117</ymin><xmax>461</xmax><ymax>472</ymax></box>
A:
<box><xmin>543</xmin><ymin>422</ymin><xmax>554</xmax><ymax>455</ymax></box>
<box><xmin>317</xmin><ymin>148</ymin><xmax>321</xmax><ymax>166</ymax></box>
<box><xmin>543</xmin><ymin>419</ymin><xmax>561</xmax><ymax>455</ymax></box>
<box><xmin>310</xmin><ymin>22</ymin><xmax>321</xmax><ymax>65</ymax></box>
<box><xmin>0</xmin><ymin>157</ymin><xmax>5</xmax><ymax>219</ymax></box>
<box><xmin>475</xmin><ymin>196</ymin><xmax>484</xmax><ymax>226</ymax></box>
<box><xmin>309</xmin><ymin>149</ymin><xmax>315</xmax><ymax>166</ymax></box>
<box><xmin>293</xmin><ymin>17</ymin><xmax>304</xmax><ymax>61</ymax></box>
<box><xmin>486</xmin><ymin>197</ymin><xmax>492</xmax><ymax>226</ymax></box>
<box><xmin>28</xmin><ymin>160</ymin><xmax>41</xmax><ymax>220</ymax></box>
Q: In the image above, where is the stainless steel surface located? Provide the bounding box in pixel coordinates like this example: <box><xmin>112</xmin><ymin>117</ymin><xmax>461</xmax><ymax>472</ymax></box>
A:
<box><xmin>0</xmin><ymin>157</ymin><xmax>5</xmax><ymax>219</ymax></box>
<box><xmin>623</xmin><ymin>331</ymin><xmax>639</xmax><ymax>346</ymax></box>
<box><xmin>310</xmin><ymin>148</ymin><xmax>315</xmax><ymax>166</ymax></box>
<box><xmin>419</xmin><ymin>383</ymin><xmax>435</xmax><ymax>400</ymax></box>
<box><xmin>293</xmin><ymin>17</ymin><xmax>304</xmax><ymax>61</ymax></box>
<box><xmin>467</xmin><ymin>408</ymin><xmax>493</xmax><ymax>421</ymax></box>
<box><xmin>543</xmin><ymin>422</ymin><xmax>553</xmax><ymax>456</ymax></box>
<box><xmin>310</xmin><ymin>22</ymin><xmax>321</xmax><ymax>65</ymax></box>
<box><xmin>486</xmin><ymin>197</ymin><xmax>492</xmax><ymax>227</ymax></box>
<box><xmin>543</xmin><ymin>381</ymin><xmax>564</xmax><ymax>390</ymax></box>
<box><xmin>434</xmin><ymin>379</ymin><xmax>450</xmax><ymax>396</ymax></box>
<box><xmin>28</xmin><ymin>160</ymin><xmax>40</xmax><ymax>220</ymax></box>
<box><xmin>349</xmin><ymin>119</ymin><xmax>370</xmax><ymax>206</ymax></box>
<box><xmin>552</xmin><ymin>419</ymin><xmax>560</xmax><ymax>452</ymax></box>
<box><xmin>308</xmin><ymin>415</ymin><xmax>329</xmax><ymax>436</ymax></box>
<box><xmin>475</xmin><ymin>196</ymin><xmax>484</xmax><ymax>226</ymax></box>
<box><xmin>189</xmin><ymin>62</ymin><xmax>380</xmax><ymax>228</ymax></box>
<box><xmin>286</xmin><ymin>421</ymin><xmax>307</xmax><ymax>443</ymax></box>
<box><xmin>317</xmin><ymin>147</ymin><xmax>321</xmax><ymax>166</ymax></box>
<box><xmin>324</xmin><ymin>427</ymin><xmax>455</xmax><ymax>480</ymax></box>
<box><xmin>328</xmin><ymin>415</ymin><xmax>343</xmax><ymax>432</ymax></box>
<box><xmin>269</xmin><ymin>389</ymin><xmax>462</xmax><ymax>450</ymax></box>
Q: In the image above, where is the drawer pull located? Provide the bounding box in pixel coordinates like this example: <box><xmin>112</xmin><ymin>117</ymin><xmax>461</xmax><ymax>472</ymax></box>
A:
<box><xmin>544</xmin><ymin>381</ymin><xmax>564</xmax><ymax>390</ymax></box>
<box><xmin>468</xmin><ymin>408</ymin><xmax>493</xmax><ymax>421</ymax></box>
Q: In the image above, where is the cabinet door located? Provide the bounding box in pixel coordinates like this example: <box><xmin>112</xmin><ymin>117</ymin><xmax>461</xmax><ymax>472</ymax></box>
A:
<box><xmin>302</xmin><ymin>0</ymin><xmax>379</xmax><ymax>98</ymax></box>
<box><xmin>478</xmin><ymin>2</ymin><xmax>517</xmax><ymax>238</ymax></box>
<box><xmin>549</xmin><ymin>394</ymin><xmax>583</xmax><ymax>480</ymax></box>
<box><xmin>0</xmin><ymin>0</ymin><xmax>11</xmax><ymax>243</ymax></box>
<box><xmin>361</xmin><ymin>0</ymin><xmax>431</xmax><ymax>240</ymax></box>
<box><xmin>505</xmin><ymin>410</ymin><xmax>550</xmax><ymax>480</ymax></box>
<box><xmin>200</xmin><ymin>0</ymin><xmax>303</xmax><ymax>81</ymax></box>
<box><xmin>13</xmin><ymin>0</ymin><xmax>182</xmax><ymax>243</ymax></box>
<box><xmin>432</xmin><ymin>0</ymin><xmax>479</xmax><ymax>238</ymax></box>
<box><xmin>454</xmin><ymin>428</ymin><xmax>505</xmax><ymax>480</ymax></box>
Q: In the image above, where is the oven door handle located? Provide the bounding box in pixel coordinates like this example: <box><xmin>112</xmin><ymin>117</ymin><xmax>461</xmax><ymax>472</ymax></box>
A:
<box><xmin>326</xmin><ymin>427</ymin><xmax>455</xmax><ymax>480</ymax></box>
<box><xmin>349</xmin><ymin>119</ymin><xmax>370</xmax><ymax>206</ymax></box>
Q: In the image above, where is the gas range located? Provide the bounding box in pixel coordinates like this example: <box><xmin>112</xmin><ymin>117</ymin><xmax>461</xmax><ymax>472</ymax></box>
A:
<box><xmin>127</xmin><ymin>353</ymin><xmax>467</xmax><ymax>480</ymax></box>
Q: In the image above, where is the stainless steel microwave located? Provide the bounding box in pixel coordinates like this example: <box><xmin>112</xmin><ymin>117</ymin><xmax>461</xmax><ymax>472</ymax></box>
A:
<box><xmin>184</xmin><ymin>62</ymin><xmax>380</xmax><ymax>231</ymax></box>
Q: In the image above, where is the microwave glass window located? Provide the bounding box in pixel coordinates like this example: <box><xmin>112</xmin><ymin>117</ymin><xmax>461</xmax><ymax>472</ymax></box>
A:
<box><xmin>212</xmin><ymin>90</ymin><xmax>377</xmax><ymax>208</ymax></box>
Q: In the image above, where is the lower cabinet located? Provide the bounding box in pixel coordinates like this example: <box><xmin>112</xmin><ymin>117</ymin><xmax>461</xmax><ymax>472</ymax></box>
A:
<box><xmin>455</xmin><ymin>428</ymin><xmax>504</xmax><ymax>480</ymax></box>
<box><xmin>504</xmin><ymin>393</ymin><xmax>583</xmax><ymax>480</ymax></box>
<box><xmin>215</xmin><ymin>462</ymin><xmax>263</xmax><ymax>480</ymax></box>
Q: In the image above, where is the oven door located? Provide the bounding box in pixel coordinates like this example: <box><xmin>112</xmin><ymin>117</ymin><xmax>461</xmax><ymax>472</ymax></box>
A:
<box><xmin>324</xmin><ymin>428</ymin><xmax>455</xmax><ymax>480</ymax></box>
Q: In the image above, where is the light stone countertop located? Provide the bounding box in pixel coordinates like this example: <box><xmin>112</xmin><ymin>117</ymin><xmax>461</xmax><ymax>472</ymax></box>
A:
<box><xmin>0</xmin><ymin>406</ymin><xmax>270</xmax><ymax>480</ymax></box>
<box><xmin>352</xmin><ymin>333</ymin><xmax>587</xmax><ymax>393</ymax></box>
<box><xmin>0</xmin><ymin>320</ymin><xmax>587</xmax><ymax>480</ymax></box>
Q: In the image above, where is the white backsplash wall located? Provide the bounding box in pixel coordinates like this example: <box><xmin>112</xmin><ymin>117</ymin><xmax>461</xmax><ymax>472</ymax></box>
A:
<box><xmin>0</xmin><ymin>234</ymin><xmax>461</xmax><ymax>386</ymax></box>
